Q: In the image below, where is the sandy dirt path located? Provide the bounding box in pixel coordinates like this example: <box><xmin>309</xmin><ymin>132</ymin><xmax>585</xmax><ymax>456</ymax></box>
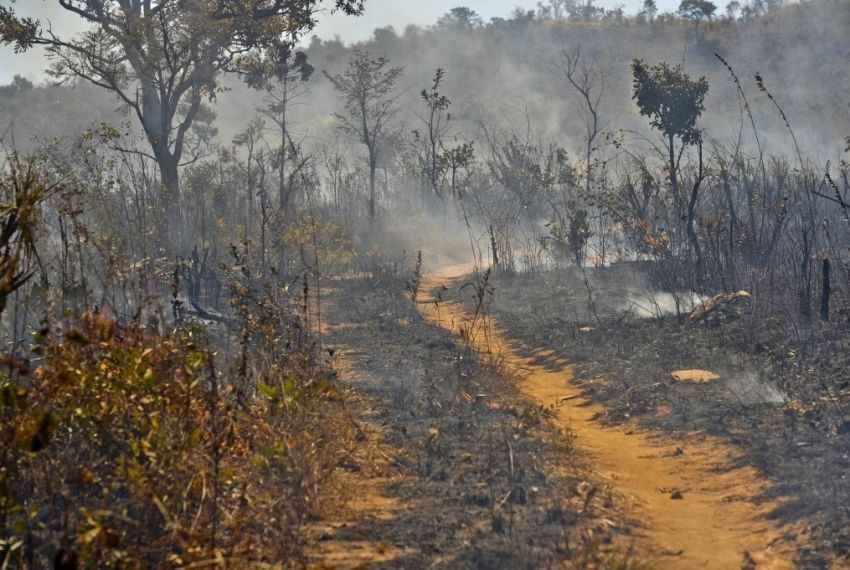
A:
<box><xmin>306</xmin><ymin>351</ymin><xmax>418</xmax><ymax>569</ymax></box>
<box><xmin>420</xmin><ymin>263</ymin><xmax>797</xmax><ymax>569</ymax></box>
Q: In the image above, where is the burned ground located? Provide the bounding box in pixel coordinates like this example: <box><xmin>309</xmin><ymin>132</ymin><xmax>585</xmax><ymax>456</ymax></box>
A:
<box><xmin>470</xmin><ymin>264</ymin><xmax>850</xmax><ymax>567</ymax></box>
<box><xmin>312</xmin><ymin>270</ymin><xmax>644</xmax><ymax>568</ymax></box>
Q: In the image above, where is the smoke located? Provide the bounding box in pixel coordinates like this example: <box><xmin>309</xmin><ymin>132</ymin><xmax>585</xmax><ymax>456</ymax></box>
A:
<box><xmin>379</xmin><ymin>205</ymin><xmax>480</xmax><ymax>269</ymax></box>
<box><xmin>209</xmin><ymin>3</ymin><xmax>850</xmax><ymax>162</ymax></box>
<box><xmin>618</xmin><ymin>289</ymin><xmax>706</xmax><ymax>317</ymax></box>
<box><xmin>723</xmin><ymin>370</ymin><xmax>789</xmax><ymax>405</ymax></box>
<box><xmin>4</xmin><ymin>3</ymin><xmax>848</xmax><ymax>169</ymax></box>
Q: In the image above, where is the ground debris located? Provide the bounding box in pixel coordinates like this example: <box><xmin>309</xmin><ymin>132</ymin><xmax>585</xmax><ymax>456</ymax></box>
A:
<box><xmin>311</xmin><ymin>274</ymin><xmax>631</xmax><ymax>568</ymax></box>
<box><xmin>689</xmin><ymin>290</ymin><xmax>752</xmax><ymax>324</ymax></box>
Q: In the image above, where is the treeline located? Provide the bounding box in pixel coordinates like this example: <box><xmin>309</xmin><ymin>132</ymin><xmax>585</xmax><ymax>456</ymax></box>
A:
<box><xmin>2</xmin><ymin>0</ymin><xmax>848</xmax><ymax>156</ymax></box>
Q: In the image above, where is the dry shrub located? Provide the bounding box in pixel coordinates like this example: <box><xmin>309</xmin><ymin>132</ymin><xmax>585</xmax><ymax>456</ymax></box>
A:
<box><xmin>0</xmin><ymin>309</ymin><xmax>344</xmax><ymax>568</ymax></box>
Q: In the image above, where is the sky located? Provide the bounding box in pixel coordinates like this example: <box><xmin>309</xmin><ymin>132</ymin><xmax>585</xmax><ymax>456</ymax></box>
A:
<box><xmin>0</xmin><ymin>0</ymin><xmax>702</xmax><ymax>84</ymax></box>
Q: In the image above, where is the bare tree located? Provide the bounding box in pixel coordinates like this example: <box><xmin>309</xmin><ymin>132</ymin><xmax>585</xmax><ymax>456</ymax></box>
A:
<box><xmin>554</xmin><ymin>45</ymin><xmax>606</xmax><ymax>193</ymax></box>
<box><xmin>232</xmin><ymin>117</ymin><xmax>265</xmax><ymax>242</ymax></box>
<box><xmin>412</xmin><ymin>68</ymin><xmax>474</xmax><ymax>201</ymax></box>
<box><xmin>245</xmin><ymin>45</ymin><xmax>315</xmax><ymax>214</ymax></box>
<box><xmin>324</xmin><ymin>50</ymin><xmax>403</xmax><ymax>220</ymax></box>
<box><xmin>320</xmin><ymin>134</ymin><xmax>353</xmax><ymax>215</ymax></box>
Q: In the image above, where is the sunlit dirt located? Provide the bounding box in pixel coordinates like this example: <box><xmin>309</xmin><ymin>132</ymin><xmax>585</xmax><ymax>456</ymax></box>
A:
<box><xmin>421</xmin><ymin>263</ymin><xmax>798</xmax><ymax>569</ymax></box>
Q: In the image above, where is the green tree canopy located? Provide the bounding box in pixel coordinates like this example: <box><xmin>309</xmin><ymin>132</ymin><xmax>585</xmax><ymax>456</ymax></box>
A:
<box><xmin>631</xmin><ymin>59</ymin><xmax>709</xmax><ymax>146</ymax></box>
<box><xmin>437</xmin><ymin>7</ymin><xmax>483</xmax><ymax>30</ymax></box>
<box><xmin>678</xmin><ymin>0</ymin><xmax>718</xmax><ymax>21</ymax></box>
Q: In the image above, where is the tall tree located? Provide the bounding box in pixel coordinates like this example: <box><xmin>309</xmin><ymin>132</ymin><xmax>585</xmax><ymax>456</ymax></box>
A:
<box><xmin>324</xmin><ymin>50</ymin><xmax>402</xmax><ymax>220</ymax></box>
<box><xmin>632</xmin><ymin>59</ymin><xmax>709</xmax><ymax>285</ymax></box>
<box><xmin>678</xmin><ymin>0</ymin><xmax>717</xmax><ymax>35</ymax></box>
<box><xmin>567</xmin><ymin>0</ymin><xmax>604</xmax><ymax>21</ymax></box>
<box><xmin>536</xmin><ymin>0</ymin><xmax>570</xmax><ymax>20</ymax></box>
<box><xmin>638</xmin><ymin>0</ymin><xmax>658</xmax><ymax>21</ymax></box>
<box><xmin>436</xmin><ymin>7</ymin><xmax>483</xmax><ymax>30</ymax></box>
<box><xmin>725</xmin><ymin>1</ymin><xmax>741</xmax><ymax>19</ymax></box>
<box><xmin>0</xmin><ymin>0</ymin><xmax>365</xmax><ymax>233</ymax></box>
<box><xmin>244</xmin><ymin>44</ymin><xmax>314</xmax><ymax>214</ymax></box>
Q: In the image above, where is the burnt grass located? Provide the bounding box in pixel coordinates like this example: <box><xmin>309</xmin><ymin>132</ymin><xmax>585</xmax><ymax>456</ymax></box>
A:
<box><xmin>317</xmin><ymin>271</ymin><xmax>647</xmax><ymax>568</ymax></box>
<box><xmin>465</xmin><ymin>263</ymin><xmax>850</xmax><ymax>568</ymax></box>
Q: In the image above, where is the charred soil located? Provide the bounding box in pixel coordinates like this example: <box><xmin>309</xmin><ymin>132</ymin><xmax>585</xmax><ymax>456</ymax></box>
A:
<box><xmin>309</xmin><ymin>270</ymin><xmax>643</xmax><ymax>568</ymax></box>
<box><xmin>475</xmin><ymin>264</ymin><xmax>850</xmax><ymax>568</ymax></box>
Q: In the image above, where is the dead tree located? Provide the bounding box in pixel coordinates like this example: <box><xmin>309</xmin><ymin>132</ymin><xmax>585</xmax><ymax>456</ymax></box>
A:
<box><xmin>555</xmin><ymin>44</ymin><xmax>606</xmax><ymax>193</ymax></box>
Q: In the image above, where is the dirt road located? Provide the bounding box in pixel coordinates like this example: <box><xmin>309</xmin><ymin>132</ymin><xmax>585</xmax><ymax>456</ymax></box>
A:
<box><xmin>420</xmin><ymin>263</ymin><xmax>796</xmax><ymax>569</ymax></box>
<box><xmin>311</xmin><ymin>273</ymin><xmax>628</xmax><ymax>568</ymax></box>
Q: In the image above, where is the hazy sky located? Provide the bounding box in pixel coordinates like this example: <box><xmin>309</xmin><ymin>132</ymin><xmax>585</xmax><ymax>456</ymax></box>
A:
<box><xmin>0</xmin><ymin>0</ymin><xmax>698</xmax><ymax>84</ymax></box>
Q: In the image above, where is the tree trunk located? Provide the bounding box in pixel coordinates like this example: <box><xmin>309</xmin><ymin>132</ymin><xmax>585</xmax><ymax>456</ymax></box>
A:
<box><xmin>668</xmin><ymin>134</ymin><xmax>678</xmax><ymax>199</ymax></box>
<box><xmin>140</xmin><ymin>81</ymin><xmax>181</xmax><ymax>233</ymax></box>
<box><xmin>686</xmin><ymin>141</ymin><xmax>705</xmax><ymax>289</ymax></box>
<box><xmin>489</xmin><ymin>224</ymin><xmax>500</xmax><ymax>272</ymax></box>
<box><xmin>369</xmin><ymin>160</ymin><xmax>377</xmax><ymax>221</ymax></box>
<box><xmin>244</xmin><ymin>147</ymin><xmax>253</xmax><ymax>244</ymax></box>
<box><xmin>687</xmin><ymin>220</ymin><xmax>704</xmax><ymax>288</ymax></box>
<box><xmin>278</xmin><ymin>142</ymin><xmax>287</xmax><ymax>213</ymax></box>
<box><xmin>159</xmin><ymin>154</ymin><xmax>182</xmax><ymax>236</ymax></box>
<box><xmin>820</xmin><ymin>257</ymin><xmax>830</xmax><ymax>321</ymax></box>
<box><xmin>279</xmin><ymin>79</ymin><xmax>288</xmax><ymax>213</ymax></box>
